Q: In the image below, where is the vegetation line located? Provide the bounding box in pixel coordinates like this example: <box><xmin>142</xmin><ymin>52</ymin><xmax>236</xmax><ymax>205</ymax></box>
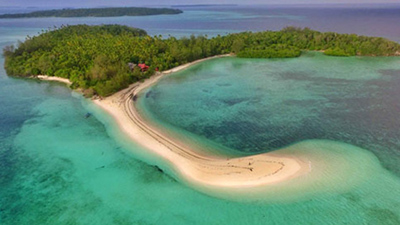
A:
<box><xmin>3</xmin><ymin>25</ymin><xmax>400</xmax><ymax>97</ymax></box>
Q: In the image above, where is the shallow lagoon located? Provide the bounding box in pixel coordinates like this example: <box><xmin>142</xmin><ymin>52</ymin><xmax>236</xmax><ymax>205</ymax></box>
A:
<box><xmin>140</xmin><ymin>53</ymin><xmax>400</xmax><ymax>175</ymax></box>
<box><xmin>2</xmin><ymin>53</ymin><xmax>400</xmax><ymax>225</ymax></box>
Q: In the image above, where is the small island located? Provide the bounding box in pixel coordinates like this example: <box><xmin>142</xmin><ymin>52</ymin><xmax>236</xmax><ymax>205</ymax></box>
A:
<box><xmin>3</xmin><ymin>25</ymin><xmax>400</xmax><ymax>97</ymax></box>
<box><xmin>3</xmin><ymin>24</ymin><xmax>400</xmax><ymax>196</ymax></box>
<box><xmin>0</xmin><ymin>7</ymin><xmax>183</xmax><ymax>18</ymax></box>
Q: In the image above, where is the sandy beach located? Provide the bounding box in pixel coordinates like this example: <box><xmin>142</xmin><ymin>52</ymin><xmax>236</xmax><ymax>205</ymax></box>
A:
<box><xmin>93</xmin><ymin>55</ymin><xmax>310</xmax><ymax>188</ymax></box>
<box><xmin>37</xmin><ymin>75</ymin><xmax>72</xmax><ymax>86</ymax></box>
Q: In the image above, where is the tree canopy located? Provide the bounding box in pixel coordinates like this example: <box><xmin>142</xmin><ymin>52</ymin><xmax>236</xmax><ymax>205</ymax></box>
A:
<box><xmin>3</xmin><ymin>25</ymin><xmax>400</xmax><ymax>96</ymax></box>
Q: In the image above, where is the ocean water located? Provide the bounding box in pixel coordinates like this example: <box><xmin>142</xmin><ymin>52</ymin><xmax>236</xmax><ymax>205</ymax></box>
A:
<box><xmin>1</xmin><ymin>5</ymin><xmax>400</xmax><ymax>40</ymax></box>
<box><xmin>1</xmin><ymin>5</ymin><xmax>400</xmax><ymax>225</ymax></box>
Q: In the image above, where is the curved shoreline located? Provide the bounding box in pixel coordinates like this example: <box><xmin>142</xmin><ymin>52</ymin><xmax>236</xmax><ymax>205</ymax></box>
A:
<box><xmin>27</xmin><ymin>54</ymin><xmax>394</xmax><ymax>202</ymax></box>
<box><xmin>37</xmin><ymin>75</ymin><xmax>72</xmax><ymax>85</ymax></box>
<box><xmin>93</xmin><ymin>55</ymin><xmax>310</xmax><ymax>188</ymax></box>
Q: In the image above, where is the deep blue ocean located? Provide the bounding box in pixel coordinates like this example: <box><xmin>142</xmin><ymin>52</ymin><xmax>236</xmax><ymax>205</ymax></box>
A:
<box><xmin>1</xmin><ymin>5</ymin><xmax>400</xmax><ymax>225</ymax></box>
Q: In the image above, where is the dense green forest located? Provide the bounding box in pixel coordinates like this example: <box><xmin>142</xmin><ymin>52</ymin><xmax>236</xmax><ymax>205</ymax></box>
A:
<box><xmin>3</xmin><ymin>25</ymin><xmax>400</xmax><ymax>96</ymax></box>
<box><xmin>0</xmin><ymin>7</ymin><xmax>182</xmax><ymax>18</ymax></box>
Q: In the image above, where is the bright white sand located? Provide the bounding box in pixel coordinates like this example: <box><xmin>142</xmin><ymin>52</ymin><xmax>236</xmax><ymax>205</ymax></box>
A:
<box><xmin>93</xmin><ymin>55</ymin><xmax>309</xmax><ymax>188</ymax></box>
<box><xmin>37</xmin><ymin>75</ymin><xmax>72</xmax><ymax>85</ymax></box>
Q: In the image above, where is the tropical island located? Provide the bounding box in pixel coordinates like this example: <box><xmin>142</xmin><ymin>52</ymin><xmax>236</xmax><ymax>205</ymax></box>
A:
<box><xmin>3</xmin><ymin>24</ymin><xmax>400</xmax><ymax>97</ymax></box>
<box><xmin>0</xmin><ymin>7</ymin><xmax>183</xmax><ymax>18</ymax></box>
<box><xmin>2</xmin><ymin>24</ymin><xmax>399</xmax><ymax>196</ymax></box>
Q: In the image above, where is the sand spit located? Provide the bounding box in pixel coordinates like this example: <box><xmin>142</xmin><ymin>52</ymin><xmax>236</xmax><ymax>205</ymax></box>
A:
<box><xmin>31</xmin><ymin>55</ymin><xmax>386</xmax><ymax>202</ymax></box>
<box><xmin>93</xmin><ymin>55</ymin><xmax>309</xmax><ymax>188</ymax></box>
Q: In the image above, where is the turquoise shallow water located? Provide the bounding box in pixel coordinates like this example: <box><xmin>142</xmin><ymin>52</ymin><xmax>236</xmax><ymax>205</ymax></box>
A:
<box><xmin>2</xmin><ymin>84</ymin><xmax>400</xmax><ymax>224</ymax></box>
<box><xmin>137</xmin><ymin>53</ymin><xmax>400</xmax><ymax>222</ymax></box>
<box><xmin>140</xmin><ymin>53</ymin><xmax>400</xmax><ymax>175</ymax></box>
<box><xmin>1</xmin><ymin>6</ymin><xmax>400</xmax><ymax>225</ymax></box>
<box><xmin>4</xmin><ymin>79</ymin><xmax>399</xmax><ymax>225</ymax></box>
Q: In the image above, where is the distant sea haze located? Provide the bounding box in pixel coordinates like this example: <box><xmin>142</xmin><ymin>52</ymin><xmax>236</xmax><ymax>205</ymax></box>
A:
<box><xmin>0</xmin><ymin>5</ymin><xmax>399</xmax><ymax>42</ymax></box>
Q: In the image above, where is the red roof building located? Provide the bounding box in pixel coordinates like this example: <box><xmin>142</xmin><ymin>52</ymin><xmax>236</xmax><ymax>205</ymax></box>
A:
<box><xmin>138</xmin><ymin>63</ymin><xmax>149</xmax><ymax>72</ymax></box>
